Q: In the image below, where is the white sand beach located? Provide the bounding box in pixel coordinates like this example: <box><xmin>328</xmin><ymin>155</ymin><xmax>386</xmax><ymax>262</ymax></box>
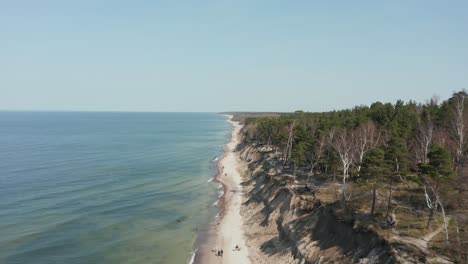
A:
<box><xmin>193</xmin><ymin>116</ymin><xmax>250</xmax><ymax>264</ymax></box>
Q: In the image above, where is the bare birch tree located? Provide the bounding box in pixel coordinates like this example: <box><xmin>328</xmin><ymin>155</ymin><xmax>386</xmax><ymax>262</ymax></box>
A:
<box><xmin>421</xmin><ymin>144</ymin><xmax>452</xmax><ymax>245</ymax></box>
<box><xmin>355</xmin><ymin>120</ymin><xmax>380</xmax><ymax>177</ymax></box>
<box><xmin>413</xmin><ymin>105</ymin><xmax>434</xmax><ymax>164</ymax></box>
<box><xmin>283</xmin><ymin>120</ymin><xmax>296</xmax><ymax>163</ymax></box>
<box><xmin>306</xmin><ymin>133</ymin><xmax>327</xmax><ymax>188</ymax></box>
<box><xmin>331</xmin><ymin>128</ymin><xmax>355</xmax><ymax>207</ymax></box>
<box><xmin>423</xmin><ymin>178</ymin><xmax>450</xmax><ymax>244</ymax></box>
<box><xmin>311</xmin><ymin>133</ymin><xmax>327</xmax><ymax>174</ymax></box>
<box><xmin>452</xmin><ymin>91</ymin><xmax>467</xmax><ymax>177</ymax></box>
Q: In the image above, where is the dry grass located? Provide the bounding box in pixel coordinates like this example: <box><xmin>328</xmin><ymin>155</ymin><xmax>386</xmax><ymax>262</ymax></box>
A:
<box><xmin>397</xmin><ymin>211</ymin><xmax>444</xmax><ymax>237</ymax></box>
<box><xmin>343</xmin><ymin>183</ymin><xmax>446</xmax><ymax>239</ymax></box>
<box><xmin>428</xmin><ymin>218</ymin><xmax>468</xmax><ymax>263</ymax></box>
<box><xmin>315</xmin><ymin>184</ymin><xmax>340</xmax><ymax>204</ymax></box>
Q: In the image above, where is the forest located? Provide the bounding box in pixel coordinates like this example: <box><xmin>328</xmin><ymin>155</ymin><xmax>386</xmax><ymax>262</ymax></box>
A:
<box><xmin>241</xmin><ymin>91</ymin><xmax>468</xmax><ymax>262</ymax></box>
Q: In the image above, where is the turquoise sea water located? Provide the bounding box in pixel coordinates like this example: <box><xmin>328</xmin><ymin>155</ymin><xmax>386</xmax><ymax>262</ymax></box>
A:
<box><xmin>0</xmin><ymin>112</ymin><xmax>230</xmax><ymax>264</ymax></box>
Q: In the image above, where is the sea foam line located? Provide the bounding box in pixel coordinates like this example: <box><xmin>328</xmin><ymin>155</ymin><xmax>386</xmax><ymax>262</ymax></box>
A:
<box><xmin>188</xmin><ymin>248</ymin><xmax>198</xmax><ymax>264</ymax></box>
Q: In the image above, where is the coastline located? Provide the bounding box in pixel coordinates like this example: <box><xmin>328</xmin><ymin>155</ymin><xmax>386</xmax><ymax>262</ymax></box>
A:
<box><xmin>192</xmin><ymin>115</ymin><xmax>250</xmax><ymax>264</ymax></box>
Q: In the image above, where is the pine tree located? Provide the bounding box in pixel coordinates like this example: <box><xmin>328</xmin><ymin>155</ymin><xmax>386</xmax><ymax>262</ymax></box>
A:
<box><xmin>361</xmin><ymin>147</ymin><xmax>390</xmax><ymax>216</ymax></box>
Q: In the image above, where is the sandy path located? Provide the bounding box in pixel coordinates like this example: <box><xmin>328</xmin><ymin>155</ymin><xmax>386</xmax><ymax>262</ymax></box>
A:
<box><xmin>193</xmin><ymin>116</ymin><xmax>250</xmax><ymax>264</ymax></box>
<box><xmin>390</xmin><ymin>217</ymin><xmax>451</xmax><ymax>254</ymax></box>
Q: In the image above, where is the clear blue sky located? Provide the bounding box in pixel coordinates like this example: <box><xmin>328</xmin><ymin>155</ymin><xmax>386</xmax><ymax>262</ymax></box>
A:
<box><xmin>1</xmin><ymin>1</ymin><xmax>467</xmax><ymax>112</ymax></box>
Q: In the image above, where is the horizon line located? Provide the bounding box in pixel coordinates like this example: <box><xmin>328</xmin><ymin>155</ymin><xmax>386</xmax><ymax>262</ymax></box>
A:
<box><xmin>0</xmin><ymin>109</ymin><xmax>288</xmax><ymax>114</ymax></box>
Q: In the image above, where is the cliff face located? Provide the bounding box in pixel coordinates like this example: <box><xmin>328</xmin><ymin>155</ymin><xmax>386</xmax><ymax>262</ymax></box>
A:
<box><xmin>238</xmin><ymin>144</ymin><xmax>439</xmax><ymax>264</ymax></box>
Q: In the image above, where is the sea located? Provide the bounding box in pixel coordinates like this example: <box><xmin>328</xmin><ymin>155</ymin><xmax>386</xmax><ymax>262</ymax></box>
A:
<box><xmin>0</xmin><ymin>112</ymin><xmax>231</xmax><ymax>264</ymax></box>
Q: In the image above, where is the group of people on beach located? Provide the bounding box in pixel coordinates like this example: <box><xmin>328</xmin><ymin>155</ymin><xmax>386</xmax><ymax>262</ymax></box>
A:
<box><xmin>212</xmin><ymin>245</ymin><xmax>241</xmax><ymax>258</ymax></box>
<box><xmin>214</xmin><ymin>249</ymin><xmax>223</xmax><ymax>257</ymax></box>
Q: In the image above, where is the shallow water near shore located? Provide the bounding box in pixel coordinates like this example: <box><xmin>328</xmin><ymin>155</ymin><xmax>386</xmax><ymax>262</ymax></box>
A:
<box><xmin>0</xmin><ymin>112</ymin><xmax>231</xmax><ymax>264</ymax></box>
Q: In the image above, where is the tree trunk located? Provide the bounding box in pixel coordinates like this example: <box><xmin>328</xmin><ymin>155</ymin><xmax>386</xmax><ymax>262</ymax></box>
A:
<box><xmin>433</xmin><ymin>188</ymin><xmax>450</xmax><ymax>245</ymax></box>
<box><xmin>341</xmin><ymin>169</ymin><xmax>347</xmax><ymax>209</ymax></box>
<box><xmin>458</xmin><ymin>161</ymin><xmax>463</xmax><ymax>178</ymax></box>
<box><xmin>386</xmin><ymin>178</ymin><xmax>393</xmax><ymax>218</ymax></box>
<box><xmin>293</xmin><ymin>161</ymin><xmax>297</xmax><ymax>183</ymax></box>
<box><xmin>440</xmin><ymin>202</ymin><xmax>449</xmax><ymax>245</ymax></box>
<box><xmin>306</xmin><ymin>166</ymin><xmax>313</xmax><ymax>189</ymax></box>
<box><xmin>456</xmin><ymin>218</ymin><xmax>461</xmax><ymax>259</ymax></box>
<box><xmin>371</xmin><ymin>187</ymin><xmax>376</xmax><ymax>216</ymax></box>
<box><xmin>424</xmin><ymin>184</ymin><xmax>436</xmax><ymax>230</ymax></box>
<box><xmin>426</xmin><ymin>206</ymin><xmax>435</xmax><ymax>230</ymax></box>
<box><xmin>453</xmin><ymin>93</ymin><xmax>465</xmax><ymax>178</ymax></box>
<box><xmin>283</xmin><ymin>146</ymin><xmax>288</xmax><ymax>162</ymax></box>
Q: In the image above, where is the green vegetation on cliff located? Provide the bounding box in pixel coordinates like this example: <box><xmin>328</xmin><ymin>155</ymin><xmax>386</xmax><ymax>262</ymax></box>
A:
<box><xmin>240</xmin><ymin>91</ymin><xmax>468</xmax><ymax>263</ymax></box>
